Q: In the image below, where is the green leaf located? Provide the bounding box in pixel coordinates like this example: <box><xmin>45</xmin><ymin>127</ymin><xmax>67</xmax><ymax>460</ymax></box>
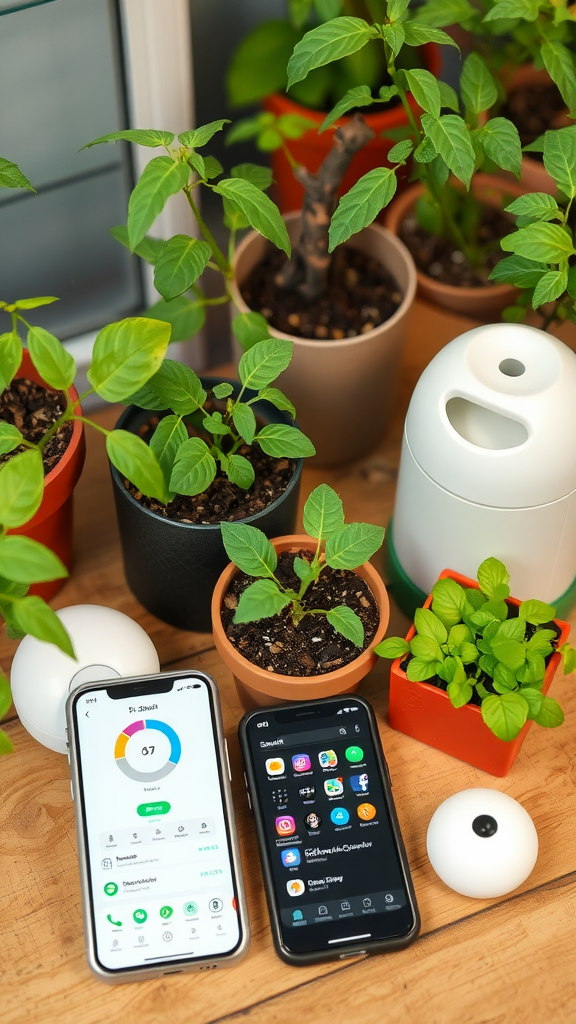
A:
<box><xmin>0</xmin><ymin>157</ymin><xmax>35</xmax><ymax>192</ymax></box>
<box><xmin>0</xmin><ymin>535</ymin><xmax>67</xmax><ymax>584</ymax></box>
<box><xmin>202</xmin><ymin>412</ymin><xmax>231</xmax><ymax>437</ymax></box>
<box><xmin>410</xmin><ymin>633</ymin><xmax>442</xmax><ymax>662</ymax></box>
<box><xmin>314</xmin><ymin>0</ymin><xmax>343</xmax><ymax>20</ymax></box>
<box><xmin>501</xmin><ymin>222</ymin><xmax>576</xmax><ymax>263</ymax></box>
<box><xmin>477</xmin><ymin>557</ymin><xmax>509</xmax><ymax>598</ymax></box>
<box><xmin>526</xmin><ymin>629</ymin><xmax>555</xmax><ymax>655</ymax></box>
<box><xmin>404</xmin><ymin>69</ymin><xmax>442</xmax><ymax>118</ymax></box>
<box><xmin>127</xmin><ymin>157</ymin><xmax>190</xmax><ymax>250</ymax></box>
<box><xmin>374</xmin><ymin>636</ymin><xmax>410</xmax><ymax>658</ymax></box>
<box><xmin>232</xmin><ymin>402</ymin><xmax>257</xmax><ymax>444</ymax></box>
<box><xmin>293</xmin><ymin>554</ymin><xmax>314</xmax><ymax>585</ymax></box>
<box><xmin>88</xmin><ymin>317</ymin><xmax>171</xmax><ymax>402</ymax></box>
<box><xmin>543</xmin><ymin>126</ymin><xmax>576</xmax><ymax>199</ymax></box>
<box><xmin>403</xmin><ymin>22</ymin><xmax>460</xmax><ymax>49</ymax></box>
<box><xmin>431</xmin><ymin>577</ymin><xmax>466</xmax><ymax>629</ymax></box>
<box><xmin>0</xmin><ymin>331</ymin><xmax>23</xmax><ymax>392</ymax></box>
<box><xmin>234</xmin><ymin>577</ymin><xmax>291</xmax><ymax>623</ymax></box>
<box><xmin>421</xmin><ymin>114</ymin><xmax>475</xmax><ymax>188</ymax></box>
<box><xmin>492</xmin><ymin>616</ymin><xmax>526</xmax><ymax>643</ymax></box>
<box><xmin>523</xmin><ymin>135</ymin><xmax>545</xmax><ymax>153</ymax></box>
<box><xmin>303</xmin><ymin>484</ymin><xmax>345</xmax><ymax>541</ymax></box>
<box><xmin>326</xmin><ymin>605</ymin><xmax>364</xmax><ymax>647</ymax></box>
<box><xmin>203</xmin><ymin>157</ymin><xmax>224</xmax><ymax>180</ymax></box>
<box><xmin>109</xmin><ymin>225</ymin><xmax>164</xmax><ymax>265</ymax></box>
<box><xmin>107</xmin><ymin>429</ymin><xmax>168</xmax><ymax>502</ymax></box>
<box><xmin>84</xmin><ymin>129</ymin><xmax>175</xmax><ymax>149</ymax></box>
<box><xmin>226</xmin><ymin>454</ymin><xmax>255</xmax><ymax>490</ymax></box>
<box><xmin>518</xmin><ymin>686</ymin><xmax>544</xmax><ymax>718</ymax></box>
<box><xmin>0</xmin><ymin>729</ymin><xmax>14</xmax><ymax>754</ymax></box>
<box><xmin>220</xmin><ymin>521</ymin><xmax>278</xmax><ymax>577</ymax></box>
<box><xmin>413</xmin><ymin>0</ymin><xmax>477</xmax><ymax>27</ymax></box>
<box><xmin>481</xmin><ymin>691</ymin><xmax>529</xmax><ymax>741</ymax></box>
<box><xmin>388</xmin><ymin>140</ymin><xmax>414</xmax><ymax>164</ymax></box>
<box><xmin>479</xmin><ymin>653</ymin><xmax>497</xmax><ymax>677</ymax></box>
<box><xmin>255</xmin><ymin>423</ymin><xmax>316</xmax><ymax>458</ymax></box>
<box><xmin>533</xmin><ymin>695</ymin><xmax>564</xmax><ymax>728</ymax></box>
<box><xmin>26</xmin><ymin>326</ymin><xmax>75</xmax><ymax>390</ymax></box>
<box><xmin>226</xmin><ymin>21</ymin><xmax>300</xmax><ymax>106</ymax></box>
<box><xmin>0</xmin><ymin>423</ymin><xmax>23</xmax><ymax>457</ymax></box>
<box><xmin>153</xmin><ymin>236</ymin><xmax>212</xmax><ymax>301</ymax></box>
<box><xmin>478</xmin><ymin>118</ymin><xmax>522</xmax><ymax>177</ymax></box>
<box><xmin>489</xmin><ymin>254</ymin><xmax>548</xmax><ymax>287</ymax></box>
<box><xmin>505</xmin><ymin>193</ymin><xmax>562</xmax><ymax>225</ymax></box>
<box><xmin>447</xmin><ymin>678</ymin><xmax>473</xmax><ymax>707</ymax></box>
<box><xmin>325</xmin><ymin>522</ymin><xmax>384</xmax><ymax>570</ymax></box>
<box><xmin>562</xmin><ymin>643</ymin><xmax>576</xmax><ymax>674</ymax></box>
<box><xmin>491</xmin><ymin>637</ymin><xmax>526</xmax><ymax>672</ymax></box>
<box><xmin>382</xmin><ymin>22</ymin><xmax>405</xmax><ymax>57</ymax></box>
<box><xmin>541</xmin><ymin>40</ymin><xmax>576</xmax><ymax>116</ymax></box>
<box><xmin>447</xmin><ymin>623</ymin><xmax>472</xmax><ymax>647</ymax></box>
<box><xmin>406</xmin><ymin>656</ymin><xmax>441</xmax><ymax>681</ymax></box>
<box><xmin>286</xmin><ymin>17</ymin><xmax>378</xmax><ymax>89</ymax></box>
<box><xmin>438</xmin><ymin>80</ymin><xmax>460</xmax><ymax>112</ymax></box>
<box><xmin>518</xmin><ymin>599</ymin><xmax>556</xmax><ymax>625</ymax></box>
<box><xmin>492</xmin><ymin>662</ymin><xmax>517</xmax><ymax>693</ymax></box>
<box><xmin>231</xmin><ymin>163</ymin><xmax>273</xmax><ymax>191</ymax></box>
<box><xmin>212</xmin><ymin>178</ymin><xmax>290</xmax><ymax>256</ymax></box>
<box><xmin>460</xmin><ymin>641</ymin><xmax>479</xmax><ymax>663</ymax></box>
<box><xmin>0</xmin><ymin>673</ymin><xmax>12</xmax><ymax>719</ymax></box>
<box><xmin>465</xmin><ymin>587</ymin><xmax>486</xmax><ymax>610</ymax></box>
<box><xmin>277</xmin><ymin>113</ymin><xmax>317</xmax><ymax>140</ymax></box>
<box><xmin>460</xmin><ymin>53</ymin><xmax>498</xmax><ymax>114</ymax></box>
<box><xmin>256</xmin><ymin>387</ymin><xmax>296</xmax><ymax>419</ymax></box>
<box><xmin>239</xmin><ymin>337</ymin><xmax>293</xmax><ymax>390</ymax></box>
<box><xmin>319</xmin><ymin>85</ymin><xmax>375</xmax><ymax>132</ymax></box>
<box><xmin>169</xmin><ymin>437</ymin><xmax>217</xmax><ymax>497</ymax></box>
<box><xmin>149</xmin><ymin>414</ymin><xmax>187</xmax><ymax>490</ymax></box>
<box><xmin>0</xmin><ymin>449</ymin><xmax>44</xmax><ymax>527</ymax></box>
<box><xmin>415</xmin><ymin>607</ymin><xmax>448</xmax><ymax>644</ymax></box>
<box><xmin>532</xmin><ymin>267</ymin><xmax>568</xmax><ymax>309</ymax></box>
<box><xmin>483</xmin><ymin>0</ymin><xmax>540</xmax><ymax>20</ymax></box>
<box><xmin>11</xmin><ymin>595</ymin><xmax>74</xmax><ymax>658</ymax></box>
<box><xmin>12</xmin><ymin>296</ymin><xmax>58</xmax><ymax>310</ymax></box>
<box><xmin>231</xmin><ymin>312</ymin><xmax>271</xmax><ymax>352</ymax></box>
<box><xmin>187</xmin><ymin>150</ymin><xmax>206</xmax><ymax>179</ymax></box>
<box><xmin>179</xmin><ymin>120</ymin><xmax>230</xmax><ymax>148</ymax></box>
<box><xmin>329</xmin><ymin>168</ymin><xmax>397</xmax><ymax>251</ymax></box>
<box><xmin>144</xmin><ymin>296</ymin><xmax>205</xmax><ymax>343</ymax></box>
<box><xmin>144</xmin><ymin>360</ymin><xmax>206</xmax><ymax>415</ymax></box>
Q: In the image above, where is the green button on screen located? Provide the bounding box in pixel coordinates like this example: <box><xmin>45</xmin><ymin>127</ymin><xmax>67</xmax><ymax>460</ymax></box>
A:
<box><xmin>137</xmin><ymin>801</ymin><xmax>171</xmax><ymax>816</ymax></box>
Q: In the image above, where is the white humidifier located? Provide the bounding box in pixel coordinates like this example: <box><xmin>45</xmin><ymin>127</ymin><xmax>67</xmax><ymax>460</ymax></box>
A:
<box><xmin>388</xmin><ymin>323</ymin><xmax>576</xmax><ymax>615</ymax></box>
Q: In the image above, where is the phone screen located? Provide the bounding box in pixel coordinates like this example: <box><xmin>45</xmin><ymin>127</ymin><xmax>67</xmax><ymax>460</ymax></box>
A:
<box><xmin>71</xmin><ymin>675</ymin><xmax>243</xmax><ymax>973</ymax></box>
<box><xmin>243</xmin><ymin>698</ymin><xmax>416</xmax><ymax>955</ymax></box>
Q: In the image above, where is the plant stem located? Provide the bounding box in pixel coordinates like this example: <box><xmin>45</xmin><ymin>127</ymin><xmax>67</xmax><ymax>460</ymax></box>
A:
<box><xmin>184</xmin><ymin>189</ymin><xmax>230</xmax><ymax>276</ymax></box>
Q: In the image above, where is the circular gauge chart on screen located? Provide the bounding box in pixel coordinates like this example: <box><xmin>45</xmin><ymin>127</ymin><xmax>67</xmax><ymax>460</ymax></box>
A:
<box><xmin>114</xmin><ymin>720</ymin><xmax>181</xmax><ymax>781</ymax></box>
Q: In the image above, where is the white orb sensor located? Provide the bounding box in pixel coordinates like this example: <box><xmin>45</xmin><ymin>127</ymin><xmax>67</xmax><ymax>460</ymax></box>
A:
<box><xmin>427</xmin><ymin>788</ymin><xmax>538</xmax><ymax>898</ymax></box>
<box><xmin>10</xmin><ymin>605</ymin><xmax>160</xmax><ymax>754</ymax></box>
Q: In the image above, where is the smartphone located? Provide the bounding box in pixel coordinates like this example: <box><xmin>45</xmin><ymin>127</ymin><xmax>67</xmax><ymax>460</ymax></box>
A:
<box><xmin>239</xmin><ymin>695</ymin><xmax>419</xmax><ymax>965</ymax></box>
<box><xmin>66</xmin><ymin>670</ymin><xmax>249</xmax><ymax>983</ymax></box>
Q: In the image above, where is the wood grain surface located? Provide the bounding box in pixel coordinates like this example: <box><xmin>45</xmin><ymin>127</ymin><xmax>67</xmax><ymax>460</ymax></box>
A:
<box><xmin>1</xmin><ymin>299</ymin><xmax>575</xmax><ymax>1024</ymax></box>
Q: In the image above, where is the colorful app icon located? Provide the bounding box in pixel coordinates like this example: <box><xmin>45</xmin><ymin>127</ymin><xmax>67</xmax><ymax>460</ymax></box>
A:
<box><xmin>287</xmin><ymin>878</ymin><xmax>305</xmax><ymax>897</ymax></box>
<box><xmin>281</xmin><ymin>848</ymin><xmax>301</xmax><ymax>867</ymax></box>
<box><xmin>292</xmin><ymin>909</ymin><xmax>304</xmax><ymax>921</ymax></box>
<box><xmin>304</xmin><ymin>811</ymin><xmax>322</xmax><ymax>831</ymax></box>
<box><xmin>159</xmin><ymin>905</ymin><xmax>173</xmax><ymax>919</ymax></box>
<box><xmin>266</xmin><ymin>757</ymin><xmax>285</xmax><ymax>776</ymax></box>
<box><xmin>276</xmin><ymin>815</ymin><xmax>296</xmax><ymax>836</ymax></box>
<box><xmin>272</xmin><ymin>788</ymin><xmax>289</xmax><ymax>807</ymax></box>
<box><xmin>292</xmin><ymin>753</ymin><xmax>312</xmax><ymax>772</ymax></box>
<box><xmin>103</xmin><ymin>882</ymin><xmax>118</xmax><ymax>896</ymax></box>
<box><xmin>330</xmin><ymin>807</ymin><xmax>350</xmax><ymax>826</ymax></box>
<box><xmin>324</xmin><ymin>777</ymin><xmax>344</xmax><ymax>797</ymax></box>
<box><xmin>183</xmin><ymin>901</ymin><xmax>198</xmax><ymax>916</ymax></box>
<box><xmin>107</xmin><ymin>914</ymin><xmax>122</xmax><ymax>926</ymax></box>
<box><xmin>299</xmin><ymin>784</ymin><xmax>316</xmax><ymax>801</ymax></box>
<box><xmin>133</xmin><ymin>908</ymin><xmax>147</xmax><ymax>924</ymax></box>
<box><xmin>345</xmin><ymin>745</ymin><xmax>364</xmax><ymax>763</ymax></box>
<box><xmin>350</xmin><ymin>773</ymin><xmax>369</xmax><ymax>794</ymax></box>
<box><xmin>357</xmin><ymin>802</ymin><xmax>377</xmax><ymax>821</ymax></box>
<box><xmin>318</xmin><ymin>749</ymin><xmax>338</xmax><ymax>768</ymax></box>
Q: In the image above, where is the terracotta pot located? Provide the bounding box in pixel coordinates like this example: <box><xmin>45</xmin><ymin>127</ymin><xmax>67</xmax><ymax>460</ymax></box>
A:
<box><xmin>230</xmin><ymin>214</ymin><xmax>417</xmax><ymax>467</ymax></box>
<box><xmin>263</xmin><ymin>45</ymin><xmax>441</xmax><ymax>214</ymax></box>
<box><xmin>384</xmin><ymin>173</ymin><xmax>524</xmax><ymax>318</ymax></box>
<box><xmin>7</xmin><ymin>349</ymin><xmax>85</xmax><ymax>601</ymax></box>
<box><xmin>212</xmin><ymin>534</ymin><xmax>390</xmax><ymax>709</ymax></box>
<box><xmin>499</xmin><ymin>65</ymin><xmax>566</xmax><ymax>196</ymax></box>
<box><xmin>388</xmin><ymin>569</ymin><xmax>571</xmax><ymax>777</ymax></box>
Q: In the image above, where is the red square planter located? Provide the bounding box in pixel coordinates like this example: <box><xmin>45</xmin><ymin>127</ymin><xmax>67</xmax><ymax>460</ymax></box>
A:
<box><xmin>388</xmin><ymin>569</ymin><xmax>571</xmax><ymax>777</ymax></box>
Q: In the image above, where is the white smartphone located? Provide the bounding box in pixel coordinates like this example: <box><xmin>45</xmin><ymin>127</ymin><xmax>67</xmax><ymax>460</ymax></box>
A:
<box><xmin>66</xmin><ymin>670</ymin><xmax>249</xmax><ymax>983</ymax></box>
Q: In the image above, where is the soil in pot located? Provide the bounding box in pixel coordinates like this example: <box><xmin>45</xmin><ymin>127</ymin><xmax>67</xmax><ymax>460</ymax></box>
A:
<box><xmin>240</xmin><ymin>245</ymin><xmax>402</xmax><ymax>340</ymax></box>
<box><xmin>221</xmin><ymin>549</ymin><xmax>379</xmax><ymax>676</ymax></box>
<box><xmin>0</xmin><ymin>377</ymin><xmax>73</xmax><ymax>473</ymax></box>
<box><xmin>501</xmin><ymin>79</ymin><xmax>568</xmax><ymax>153</ymax></box>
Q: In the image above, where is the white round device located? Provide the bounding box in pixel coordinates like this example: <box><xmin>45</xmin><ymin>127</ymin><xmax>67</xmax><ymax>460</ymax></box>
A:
<box><xmin>426</xmin><ymin>788</ymin><xmax>538</xmax><ymax>898</ymax></box>
<box><xmin>10</xmin><ymin>605</ymin><xmax>160</xmax><ymax>754</ymax></box>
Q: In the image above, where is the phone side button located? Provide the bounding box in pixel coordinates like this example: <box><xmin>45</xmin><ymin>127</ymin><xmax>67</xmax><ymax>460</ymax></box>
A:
<box><xmin>70</xmin><ymin>780</ymin><xmax>75</xmax><ymax>802</ymax></box>
<box><xmin>384</xmin><ymin>759</ymin><xmax>393</xmax><ymax>788</ymax></box>
<box><xmin>243</xmin><ymin>773</ymin><xmax>252</xmax><ymax>811</ymax></box>
<box><xmin>224</xmin><ymin>739</ymin><xmax>232</xmax><ymax>782</ymax></box>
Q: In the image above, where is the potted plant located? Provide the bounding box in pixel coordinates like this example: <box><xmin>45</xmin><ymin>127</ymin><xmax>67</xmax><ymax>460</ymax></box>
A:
<box><xmin>375</xmin><ymin>557</ymin><xmax>576</xmax><ymax>776</ymax></box>
<box><xmin>211</xmin><ymin>483</ymin><xmax>389</xmax><ymax>708</ymax></box>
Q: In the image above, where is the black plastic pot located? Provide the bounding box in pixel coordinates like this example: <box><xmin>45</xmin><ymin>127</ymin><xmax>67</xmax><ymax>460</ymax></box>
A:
<box><xmin>110</xmin><ymin>377</ymin><xmax>303</xmax><ymax>632</ymax></box>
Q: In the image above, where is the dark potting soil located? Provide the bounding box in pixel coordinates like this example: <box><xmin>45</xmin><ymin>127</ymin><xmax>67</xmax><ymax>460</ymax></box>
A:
<box><xmin>221</xmin><ymin>549</ymin><xmax>378</xmax><ymax>676</ymax></box>
<box><xmin>501</xmin><ymin>81</ymin><xmax>568</xmax><ymax>152</ymax></box>
<box><xmin>240</xmin><ymin>245</ymin><xmax>402</xmax><ymax>340</ymax></box>
<box><xmin>0</xmin><ymin>376</ymin><xmax>73</xmax><ymax>474</ymax></box>
<box><xmin>125</xmin><ymin>413</ymin><xmax>294</xmax><ymax>525</ymax></box>
<box><xmin>399</xmin><ymin>204</ymin><xmax>513</xmax><ymax>288</ymax></box>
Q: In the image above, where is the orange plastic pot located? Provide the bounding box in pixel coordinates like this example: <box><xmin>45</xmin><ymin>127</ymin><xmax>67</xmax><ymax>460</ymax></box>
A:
<box><xmin>263</xmin><ymin>45</ymin><xmax>441</xmax><ymax>214</ymax></box>
<box><xmin>212</xmin><ymin>534</ymin><xmax>390</xmax><ymax>710</ymax></box>
<box><xmin>388</xmin><ymin>569</ymin><xmax>571</xmax><ymax>777</ymax></box>
<box><xmin>7</xmin><ymin>349</ymin><xmax>85</xmax><ymax>600</ymax></box>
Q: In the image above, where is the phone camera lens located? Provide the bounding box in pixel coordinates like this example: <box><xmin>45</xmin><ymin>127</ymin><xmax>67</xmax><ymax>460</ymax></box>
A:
<box><xmin>472</xmin><ymin>814</ymin><xmax>498</xmax><ymax>838</ymax></box>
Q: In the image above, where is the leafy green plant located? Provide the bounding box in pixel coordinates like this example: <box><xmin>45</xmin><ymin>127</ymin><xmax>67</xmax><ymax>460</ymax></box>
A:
<box><xmin>220</xmin><ymin>483</ymin><xmax>384</xmax><ymax>648</ymax></box>
<box><xmin>375</xmin><ymin>557</ymin><xmax>576</xmax><ymax>742</ymax></box>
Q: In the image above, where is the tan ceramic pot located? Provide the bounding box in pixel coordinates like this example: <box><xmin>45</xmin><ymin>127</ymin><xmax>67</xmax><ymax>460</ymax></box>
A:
<box><xmin>384</xmin><ymin>173</ymin><xmax>523</xmax><ymax>318</ymax></box>
<box><xmin>230</xmin><ymin>215</ymin><xmax>417</xmax><ymax>467</ymax></box>
<box><xmin>211</xmin><ymin>534</ymin><xmax>390</xmax><ymax>710</ymax></box>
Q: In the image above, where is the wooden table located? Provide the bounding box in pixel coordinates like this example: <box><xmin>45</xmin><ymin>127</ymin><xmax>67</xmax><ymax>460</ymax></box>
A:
<box><xmin>2</xmin><ymin>300</ymin><xmax>575</xmax><ymax>1024</ymax></box>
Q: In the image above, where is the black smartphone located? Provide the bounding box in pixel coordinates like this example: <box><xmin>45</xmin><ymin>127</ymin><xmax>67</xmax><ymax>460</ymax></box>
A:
<box><xmin>238</xmin><ymin>694</ymin><xmax>419</xmax><ymax>965</ymax></box>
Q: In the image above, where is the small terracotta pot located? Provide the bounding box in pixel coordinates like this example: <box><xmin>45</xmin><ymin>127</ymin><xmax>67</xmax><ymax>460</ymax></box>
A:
<box><xmin>499</xmin><ymin>65</ymin><xmax>566</xmax><ymax>196</ymax></box>
<box><xmin>388</xmin><ymin>569</ymin><xmax>571</xmax><ymax>777</ymax></box>
<box><xmin>263</xmin><ymin>45</ymin><xmax>442</xmax><ymax>214</ymax></box>
<box><xmin>384</xmin><ymin>173</ymin><xmax>524</xmax><ymax>318</ymax></box>
<box><xmin>7</xmin><ymin>350</ymin><xmax>85</xmax><ymax>601</ymax></box>
<box><xmin>212</xmin><ymin>534</ymin><xmax>390</xmax><ymax>709</ymax></box>
<box><xmin>230</xmin><ymin>214</ymin><xmax>417</xmax><ymax>467</ymax></box>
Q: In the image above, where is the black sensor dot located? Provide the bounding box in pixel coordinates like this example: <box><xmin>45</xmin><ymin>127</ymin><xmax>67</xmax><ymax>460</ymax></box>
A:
<box><xmin>472</xmin><ymin>814</ymin><xmax>498</xmax><ymax>838</ymax></box>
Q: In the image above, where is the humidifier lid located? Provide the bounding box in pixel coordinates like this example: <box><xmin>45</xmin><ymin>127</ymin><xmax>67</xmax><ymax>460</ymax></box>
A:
<box><xmin>405</xmin><ymin>323</ymin><xmax>576</xmax><ymax>508</ymax></box>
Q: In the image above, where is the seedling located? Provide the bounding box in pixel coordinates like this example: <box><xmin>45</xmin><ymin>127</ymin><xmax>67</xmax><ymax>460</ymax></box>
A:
<box><xmin>376</xmin><ymin>557</ymin><xmax>576</xmax><ymax>742</ymax></box>
<box><xmin>220</xmin><ymin>483</ymin><xmax>384</xmax><ymax>648</ymax></box>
